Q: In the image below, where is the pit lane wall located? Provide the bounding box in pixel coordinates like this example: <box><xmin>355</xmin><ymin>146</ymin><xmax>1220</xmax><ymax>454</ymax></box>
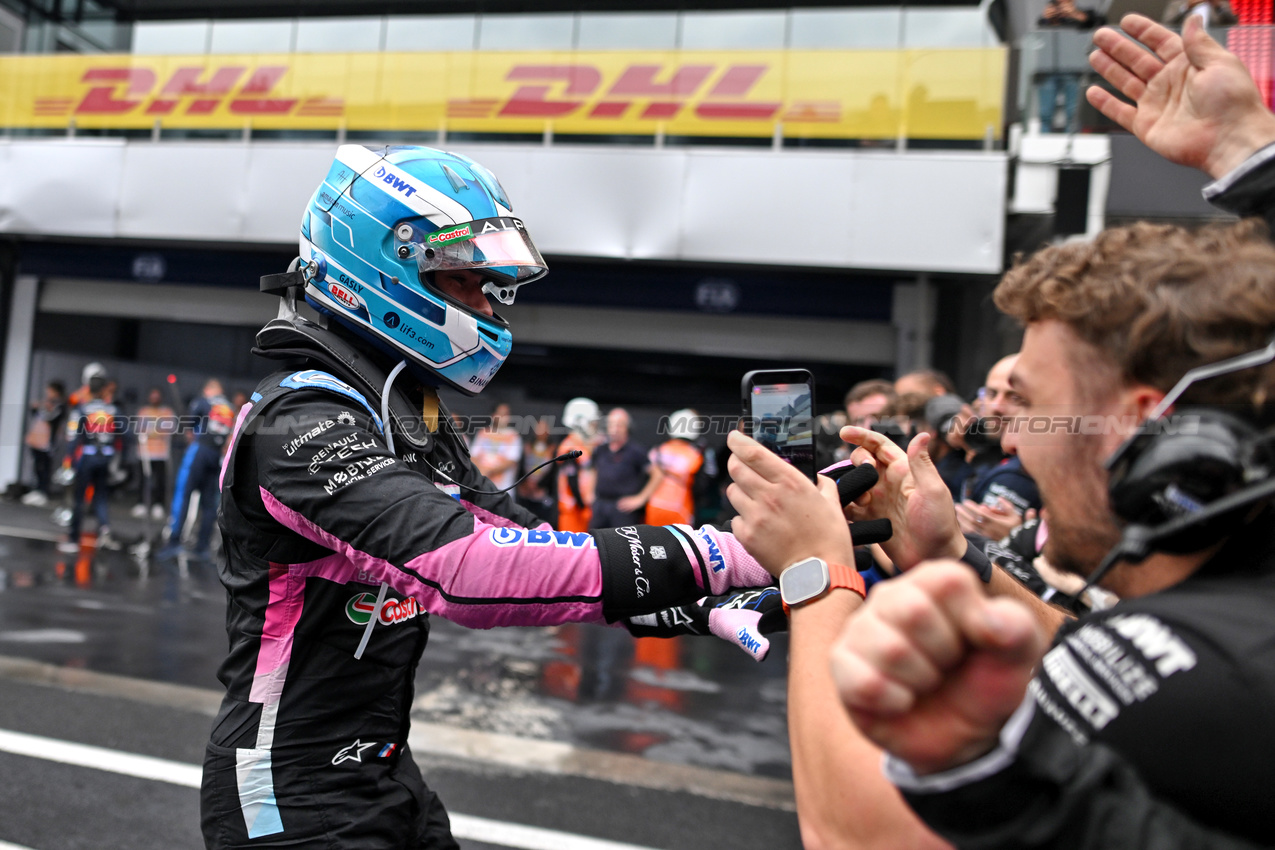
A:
<box><xmin>0</xmin><ymin>139</ymin><xmax>1006</xmax><ymax>274</ymax></box>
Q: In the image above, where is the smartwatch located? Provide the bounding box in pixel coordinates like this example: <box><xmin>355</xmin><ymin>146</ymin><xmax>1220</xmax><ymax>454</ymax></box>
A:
<box><xmin>779</xmin><ymin>557</ymin><xmax>866</xmax><ymax>615</ymax></box>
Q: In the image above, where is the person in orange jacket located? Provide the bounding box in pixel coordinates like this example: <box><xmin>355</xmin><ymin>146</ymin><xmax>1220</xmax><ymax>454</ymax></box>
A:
<box><xmin>644</xmin><ymin>408</ymin><xmax>706</xmax><ymax>528</ymax></box>
<box><xmin>555</xmin><ymin>397</ymin><xmax>601</xmax><ymax>533</ymax></box>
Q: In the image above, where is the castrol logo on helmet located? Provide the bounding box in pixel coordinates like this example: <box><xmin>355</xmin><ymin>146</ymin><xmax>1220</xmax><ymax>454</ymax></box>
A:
<box><xmin>345</xmin><ymin>592</ymin><xmax>424</xmax><ymax>626</ymax></box>
<box><xmin>427</xmin><ymin>224</ymin><xmax>473</xmax><ymax>245</ymax></box>
<box><xmin>326</xmin><ymin>282</ymin><xmax>362</xmax><ymax>313</ymax></box>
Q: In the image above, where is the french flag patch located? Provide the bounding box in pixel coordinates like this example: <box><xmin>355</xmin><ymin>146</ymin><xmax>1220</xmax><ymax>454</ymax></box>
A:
<box><xmin>378</xmin><ymin>743</ymin><xmax>397</xmax><ymax>758</ymax></box>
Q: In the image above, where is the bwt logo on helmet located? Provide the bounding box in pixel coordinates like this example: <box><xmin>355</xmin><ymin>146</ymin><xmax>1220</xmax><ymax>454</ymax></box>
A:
<box><xmin>373</xmin><ymin>166</ymin><xmax>417</xmax><ymax>198</ymax></box>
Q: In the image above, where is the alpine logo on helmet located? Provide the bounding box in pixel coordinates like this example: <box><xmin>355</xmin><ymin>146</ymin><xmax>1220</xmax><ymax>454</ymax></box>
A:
<box><xmin>295</xmin><ymin>145</ymin><xmax>549</xmax><ymax>396</ymax></box>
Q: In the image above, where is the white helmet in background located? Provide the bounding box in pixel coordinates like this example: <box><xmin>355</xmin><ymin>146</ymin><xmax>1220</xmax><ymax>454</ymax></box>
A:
<box><xmin>81</xmin><ymin>362</ymin><xmax>106</xmax><ymax>387</ymax></box>
<box><xmin>667</xmin><ymin>408</ymin><xmax>704</xmax><ymax>441</ymax></box>
<box><xmin>562</xmin><ymin>397</ymin><xmax>600</xmax><ymax>436</ymax></box>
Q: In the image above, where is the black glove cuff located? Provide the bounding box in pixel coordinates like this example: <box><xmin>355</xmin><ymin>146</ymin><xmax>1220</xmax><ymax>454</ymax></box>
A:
<box><xmin>960</xmin><ymin>535</ymin><xmax>994</xmax><ymax>583</ymax></box>
<box><xmin>594</xmin><ymin>524</ymin><xmax>705</xmax><ymax>622</ymax></box>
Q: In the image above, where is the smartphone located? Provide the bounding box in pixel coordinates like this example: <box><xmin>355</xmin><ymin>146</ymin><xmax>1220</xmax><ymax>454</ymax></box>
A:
<box><xmin>741</xmin><ymin>369</ymin><xmax>817</xmax><ymax>482</ymax></box>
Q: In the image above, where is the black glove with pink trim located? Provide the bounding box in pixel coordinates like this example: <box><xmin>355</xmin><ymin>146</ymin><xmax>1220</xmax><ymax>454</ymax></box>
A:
<box><xmin>625</xmin><ymin>586</ymin><xmax>785</xmax><ymax>661</ymax></box>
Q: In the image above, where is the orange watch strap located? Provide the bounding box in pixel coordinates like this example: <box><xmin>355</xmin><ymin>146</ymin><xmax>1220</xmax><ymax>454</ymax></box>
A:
<box><xmin>782</xmin><ymin>561</ymin><xmax>866</xmax><ymax>616</ymax></box>
<box><xmin>828</xmin><ymin>561</ymin><xmax>867</xmax><ymax>600</ymax></box>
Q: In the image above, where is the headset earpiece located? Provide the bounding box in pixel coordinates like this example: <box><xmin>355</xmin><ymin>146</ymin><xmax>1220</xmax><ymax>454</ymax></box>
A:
<box><xmin>1107</xmin><ymin>408</ymin><xmax>1267</xmax><ymax>553</ymax></box>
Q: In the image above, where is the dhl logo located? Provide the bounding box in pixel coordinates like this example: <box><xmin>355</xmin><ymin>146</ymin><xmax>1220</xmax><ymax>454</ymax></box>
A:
<box><xmin>34</xmin><ymin>65</ymin><xmax>342</xmax><ymax>118</ymax></box>
<box><xmin>449</xmin><ymin>63</ymin><xmax>838</xmax><ymax>123</ymax></box>
<box><xmin>35</xmin><ymin>61</ymin><xmax>830</xmax><ymax>124</ymax></box>
<box><xmin>6</xmin><ymin>50</ymin><xmax>1004</xmax><ymax>138</ymax></box>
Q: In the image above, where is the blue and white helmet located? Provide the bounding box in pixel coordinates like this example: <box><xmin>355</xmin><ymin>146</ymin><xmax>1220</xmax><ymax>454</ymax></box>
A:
<box><xmin>300</xmin><ymin>145</ymin><xmax>548</xmax><ymax>395</ymax></box>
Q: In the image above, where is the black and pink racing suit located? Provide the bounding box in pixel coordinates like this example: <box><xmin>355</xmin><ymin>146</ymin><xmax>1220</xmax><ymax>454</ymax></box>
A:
<box><xmin>199</xmin><ymin>317</ymin><xmax>771</xmax><ymax>849</ymax></box>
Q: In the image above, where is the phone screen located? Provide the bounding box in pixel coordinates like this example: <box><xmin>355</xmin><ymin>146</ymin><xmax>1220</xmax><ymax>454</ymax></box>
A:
<box><xmin>742</xmin><ymin>369</ymin><xmax>817</xmax><ymax>482</ymax></box>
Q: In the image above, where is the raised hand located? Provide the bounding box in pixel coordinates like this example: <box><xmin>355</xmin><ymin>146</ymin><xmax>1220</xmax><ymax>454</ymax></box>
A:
<box><xmin>830</xmin><ymin>562</ymin><xmax>1048</xmax><ymax>775</ymax></box>
<box><xmin>726</xmin><ymin>430</ymin><xmax>853</xmax><ymax>576</ymax></box>
<box><xmin>1088</xmin><ymin>14</ymin><xmax>1275</xmax><ymax>178</ymax></box>
<box><xmin>955</xmin><ymin>496</ymin><xmax>1023</xmax><ymax>541</ymax></box>
<box><xmin>840</xmin><ymin>427</ymin><xmax>966</xmax><ymax>571</ymax></box>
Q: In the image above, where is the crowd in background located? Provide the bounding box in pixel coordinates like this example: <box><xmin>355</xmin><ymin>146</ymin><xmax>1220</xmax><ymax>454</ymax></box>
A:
<box><xmin>18</xmin><ymin>362</ymin><xmax>246</xmax><ymax>560</ymax></box>
<box><xmin>18</xmin><ymin>358</ymin><xmax>1056</xmax><ymax>569</ymax></box>
<box><xmin>465</xmin><ymin>397</ymin><xmax>724</xmax><ymax>535</ymax></box>
<box><xmin>808</xmin><ymin>365</ymin><xmax>1075</xmax><ymax>600</ymax></box>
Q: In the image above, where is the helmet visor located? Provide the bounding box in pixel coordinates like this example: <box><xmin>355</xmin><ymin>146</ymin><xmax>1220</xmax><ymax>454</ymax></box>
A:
<box><xmin>414</xmin><ymin>217</ymin><xmax>548</xmax><ymax>297</ymax></box>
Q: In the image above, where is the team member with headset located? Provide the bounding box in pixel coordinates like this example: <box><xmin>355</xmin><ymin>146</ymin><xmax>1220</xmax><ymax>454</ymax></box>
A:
<box><xmin>201</xmin><ymin>146</ymin><xmax>775</xmax><ymax>849</ymax></box>
<box><xmin>727</xmin><ymin>15</ymin><xmax>1275</xmax><ymax>848</ymax></box>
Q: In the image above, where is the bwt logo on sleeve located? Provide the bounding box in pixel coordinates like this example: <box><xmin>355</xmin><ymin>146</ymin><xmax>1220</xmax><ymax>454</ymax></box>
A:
<box><xmin>695</xmin><ymin>528</ymin><xmax>726</xmax><ymax>573</ymax></box>
<box><xmin>373</xmin><ymin>166</ymin><xmax>417</xmax><ymax>198</ymax></box>
<box><xmin>489</xmin><ymin>527</ymin><xmax>594</xmax><ymax>549</ymax></box>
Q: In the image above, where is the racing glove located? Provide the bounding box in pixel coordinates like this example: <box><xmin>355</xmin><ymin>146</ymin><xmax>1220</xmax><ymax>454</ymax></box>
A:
<box><xmin>625</xmin><ymin>586</ymin><xmax>785</xmax><ymax>662</ymax></box>
<box><xmin>595</xmin><ymin>466</ymin><xmax>889</xmax><ymax>622</ymax></box>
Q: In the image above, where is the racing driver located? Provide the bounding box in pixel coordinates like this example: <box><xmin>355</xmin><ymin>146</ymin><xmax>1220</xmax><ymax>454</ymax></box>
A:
<box><xmin>198</xmin><ymin>145</ymin><xmax>777</xmax><ymax>850</ymax></box>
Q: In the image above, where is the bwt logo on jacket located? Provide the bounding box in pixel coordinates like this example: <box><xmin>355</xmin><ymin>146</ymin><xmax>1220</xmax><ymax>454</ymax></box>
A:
<box><xmin>489</xmin><ymin>527</ymin><xmax>594</xmax><ymax>549</ymax></box>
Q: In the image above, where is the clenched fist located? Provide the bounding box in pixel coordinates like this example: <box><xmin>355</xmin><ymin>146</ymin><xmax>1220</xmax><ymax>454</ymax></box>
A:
<box><xmin>830</xmin><ymin>561</ymin><xmax>1048</xmax><ymax>775</ymax></box>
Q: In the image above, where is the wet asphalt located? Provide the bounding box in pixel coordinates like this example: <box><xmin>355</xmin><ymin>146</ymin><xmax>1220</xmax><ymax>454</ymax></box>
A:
<box><xmin>0</xmin><ymin>493</ymin><xmax>800</xmax><ymax>849</ymax></box>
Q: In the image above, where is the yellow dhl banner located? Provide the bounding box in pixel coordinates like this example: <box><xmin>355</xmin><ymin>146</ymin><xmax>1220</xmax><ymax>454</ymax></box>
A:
<box><xmin>0</xmin><ymin>48</ymin><xmax>1005</xmax><ymax>140</ymax></box>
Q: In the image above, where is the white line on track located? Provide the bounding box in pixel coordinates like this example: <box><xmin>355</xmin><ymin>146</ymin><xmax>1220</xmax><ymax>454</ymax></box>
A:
<box><xmin>0</xmin><ymin>729</ymin><xmax>661</xmax><ymax>850</ymax></box>
<box><xmin>0</xmin><ymin>729</ymin><xmax>201</xmax><ymax>787</ymax></box>
<box><xmin>0</xmin><ymin>526</ymin><xmax>62</xmax><ymax>543</ymax></box>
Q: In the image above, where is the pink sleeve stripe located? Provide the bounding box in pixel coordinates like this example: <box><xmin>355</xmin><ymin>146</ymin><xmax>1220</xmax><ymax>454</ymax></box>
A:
<box><xmin>459</xmin><ymin>499</ymin><xmax>525</xmax><ymax>529</ymax></box>
<box><xmin>259</xmin><ymin>487</ymin><xmax>606</xmax><ymax>628</ymax></box>
<box><xmin>247</xmin><ymin>559</ymin><xmax>322</xmax><ymax>706</ymax></box>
